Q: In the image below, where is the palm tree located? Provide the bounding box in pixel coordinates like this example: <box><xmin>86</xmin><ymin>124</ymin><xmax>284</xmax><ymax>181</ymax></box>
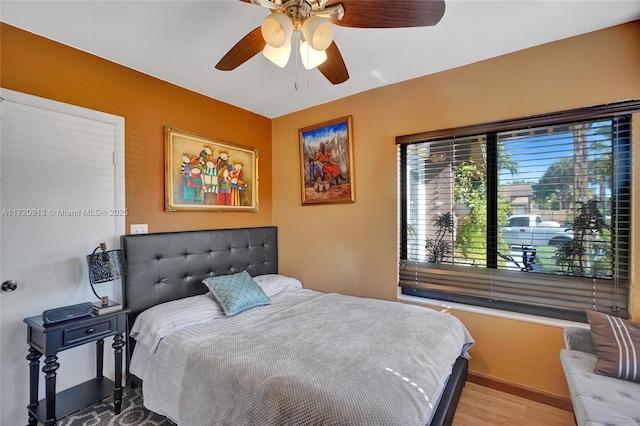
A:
<box><xmin>587</xmin><ymin>123</ymin><xmax>613</xmax><ymax>207</ymax></box>
<box><xmin>588</xmin><ymin>153</ymin><xmax>611</xmax><ymax>205</ymax></box>
<box><xmin>538</xmin><ymin>158</ymin><xmax>574</xmax><ymax>209</ymax></box>
<box><xmin>572</xmin><ymin>123</ymin><xmax>590</xmax><ymax>204</ymax></box>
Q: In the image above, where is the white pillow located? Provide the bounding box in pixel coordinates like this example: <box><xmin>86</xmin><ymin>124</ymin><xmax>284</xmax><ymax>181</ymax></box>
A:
<box><xmin>253</xmin><ymin>274</ymin><xmax>303</xmax><ymax>297</ymax></box>
<box><xmin>130</xmin><ymin>294</ymin><xmax>223</xmax><ymax>352</ymax></box>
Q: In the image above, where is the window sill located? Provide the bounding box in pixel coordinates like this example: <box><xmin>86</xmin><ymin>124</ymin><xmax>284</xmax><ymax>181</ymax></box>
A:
<box><xmin>397</xmin><ymin>292</ymin><xmax>588</xmax><ymax>329</ymax></box>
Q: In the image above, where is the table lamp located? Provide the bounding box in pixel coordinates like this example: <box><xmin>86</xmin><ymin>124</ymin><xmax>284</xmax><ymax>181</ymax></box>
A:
<box><xmin>86</xmin><ymin>242</ymin><xmax>126</xmax><ymax>314</ymax></box>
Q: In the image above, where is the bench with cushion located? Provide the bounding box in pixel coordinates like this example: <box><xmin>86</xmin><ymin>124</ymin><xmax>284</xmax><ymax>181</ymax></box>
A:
<box><xmin>560</xmin><ymin>311</ymin><xmax>640</xmax><ymax>426</ymax></box>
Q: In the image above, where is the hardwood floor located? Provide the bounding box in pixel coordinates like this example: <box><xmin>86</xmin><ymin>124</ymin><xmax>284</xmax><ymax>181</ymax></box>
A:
<box><xmin>452</xmin><ymin>382</ymin><xmax>575</xmax><ymax>426</ymax></box>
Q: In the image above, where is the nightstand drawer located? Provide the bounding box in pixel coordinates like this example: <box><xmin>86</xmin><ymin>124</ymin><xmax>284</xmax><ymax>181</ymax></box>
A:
<box><xmin>63</xmin><ymin>318</ymin><xmax>114</xmax><ymax>346</ymax></box>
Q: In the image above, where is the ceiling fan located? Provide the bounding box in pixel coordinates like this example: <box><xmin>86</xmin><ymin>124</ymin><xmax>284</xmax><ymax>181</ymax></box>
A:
<box><xmin>215</xmin><ymin>0</ymin><xmax>446</xmax><ymax>85</ymax></box>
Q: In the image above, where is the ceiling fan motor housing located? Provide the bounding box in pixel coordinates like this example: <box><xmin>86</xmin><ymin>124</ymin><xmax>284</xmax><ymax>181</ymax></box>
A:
<box><xmin>283</xmin><ymin>0</ymin><xmax>312</xmax><ymax>29</ymax></box>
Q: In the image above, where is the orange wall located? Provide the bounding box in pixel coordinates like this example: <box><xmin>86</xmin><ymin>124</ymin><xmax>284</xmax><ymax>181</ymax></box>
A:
<box><xmin>0</xmin><ymin>23</ymin><xmax>273</xmax><ymax>233</ymax></box>
<box><xmin>3</xmin><ymin>20</ymin><xmax>639</xmax><ymax>400</ymax></box>
<box><xmin>272</xmin><ymin>21</ymin><xmax>640</xmax><ymax>398</ymax></box>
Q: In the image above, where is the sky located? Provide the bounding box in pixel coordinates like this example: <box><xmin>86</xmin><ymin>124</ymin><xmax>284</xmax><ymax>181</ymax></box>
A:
<box><xmin>498</xmin><ymin>120</ymin><xmax>612</xmax><ymax>185</ymax></box>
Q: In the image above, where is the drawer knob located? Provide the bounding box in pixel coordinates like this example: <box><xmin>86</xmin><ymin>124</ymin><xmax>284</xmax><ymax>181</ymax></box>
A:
<box><xmin>86</xmin><ymin>328</ymin><xmax>95</xmax><ymax>334</ymax></box>
<box><xmin>2</xmin><ymin>280</ymin><xmax>17</xmax><ymax>291</ymax></box>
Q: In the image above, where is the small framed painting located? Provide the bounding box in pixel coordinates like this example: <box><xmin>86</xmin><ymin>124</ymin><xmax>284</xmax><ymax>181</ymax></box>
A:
<box><xmin>298</xmin><ymin>115</ymin><xmax>355</xmax><ymax>205</ymax></box>
<box><xmin>165</xmin><ymin>126</ymin><xmax>258</xmax><ymax>212</ymax></box>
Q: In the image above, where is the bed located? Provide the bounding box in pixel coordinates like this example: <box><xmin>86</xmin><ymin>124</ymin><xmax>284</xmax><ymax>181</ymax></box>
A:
<box><xmin>121</xmin><ymin>226</ymin><xmax>474</xmax><ymax>425</ymax></box>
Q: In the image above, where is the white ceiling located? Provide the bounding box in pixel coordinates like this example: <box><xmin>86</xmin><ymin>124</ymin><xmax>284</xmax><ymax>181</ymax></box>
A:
<box><xmin>2</xmin><ymin>1</ymin><xmax>639</xmax><ymax>119</ymax></box>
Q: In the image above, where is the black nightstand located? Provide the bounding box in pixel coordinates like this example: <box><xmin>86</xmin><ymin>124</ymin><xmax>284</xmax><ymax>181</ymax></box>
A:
<box><xmin>23</xmin><ymin>308</ymin><xmax>129</xmax><ymax>426</ymax></box>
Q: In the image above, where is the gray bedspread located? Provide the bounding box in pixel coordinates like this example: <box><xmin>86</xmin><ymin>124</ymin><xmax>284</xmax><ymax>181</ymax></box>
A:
<box><xmin>177</xmin><ymin>291</ymin><xmax>473</xmax><ymax>426</ymax></box>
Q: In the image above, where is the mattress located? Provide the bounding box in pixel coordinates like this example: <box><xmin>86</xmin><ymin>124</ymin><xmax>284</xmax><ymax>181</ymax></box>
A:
<box><xmin>130</xmin><ymin>288</ymin><xmax>474</xmax><ymax>425</ymax></box>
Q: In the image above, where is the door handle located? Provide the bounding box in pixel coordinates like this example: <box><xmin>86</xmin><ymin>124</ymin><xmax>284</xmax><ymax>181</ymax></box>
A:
<box><xmin>1</xmin><ymin>280</ymin><xmax>17</xmax><ymax>291</ymax></box>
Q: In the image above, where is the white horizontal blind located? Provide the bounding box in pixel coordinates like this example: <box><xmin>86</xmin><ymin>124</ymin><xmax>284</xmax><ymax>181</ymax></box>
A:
<box><xmin>403</xmin><ymin>136</ymin><xmax>488</xmax><ymax>267</ymax></box>
<box><xmin>398</xmin><ymin>103</ymin><xmax>636</xmax><ymax>321</ymax></box>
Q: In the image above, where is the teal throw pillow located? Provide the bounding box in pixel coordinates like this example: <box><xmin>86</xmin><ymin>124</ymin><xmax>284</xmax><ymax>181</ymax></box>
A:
<box><xmin>203</xmin><ymin>271</ymin><xmax>270</xmax><ymax>316</ymax></box>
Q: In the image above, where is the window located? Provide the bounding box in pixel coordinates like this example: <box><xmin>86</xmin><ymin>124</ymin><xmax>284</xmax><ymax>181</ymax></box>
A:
<box><xmin>398</xmin><ymin>102</ymin><xmax>638</xmax><ymax>321</ymax></box>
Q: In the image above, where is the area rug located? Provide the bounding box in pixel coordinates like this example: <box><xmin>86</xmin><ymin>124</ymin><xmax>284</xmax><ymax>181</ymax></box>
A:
<box><xmin>58</xmin><ymin>387</ymin><xmax>174</xmax><ymax>426</ymax></box>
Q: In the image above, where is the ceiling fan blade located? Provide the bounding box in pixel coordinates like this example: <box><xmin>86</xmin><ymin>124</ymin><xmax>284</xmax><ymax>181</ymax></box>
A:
<box><xmin>317</xmin><ymin>41</ymin><xmax>349</xmax><ymax>85</ymax></box>
<box><xmin>215</xmin><ymin>27</ymin><xmax>266</xmax><ymax>71</ymax></box>
<box><xmin>326</xmin><ymin>0</ymin><xmax>445</xmax><ymax>28</ymax></box>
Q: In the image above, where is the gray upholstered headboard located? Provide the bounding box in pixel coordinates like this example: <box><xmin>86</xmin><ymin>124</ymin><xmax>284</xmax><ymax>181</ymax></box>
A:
<box><xmin>121</xmin><ymin>226</ymin><xmax>278</xmax><ymax>319</ymax></box>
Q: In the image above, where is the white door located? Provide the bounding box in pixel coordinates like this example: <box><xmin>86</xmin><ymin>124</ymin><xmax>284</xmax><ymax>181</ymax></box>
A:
<box><xmin>0</xmin><ymin>89</ymin><xmax>125</xmax><ymax>426</ymax></box>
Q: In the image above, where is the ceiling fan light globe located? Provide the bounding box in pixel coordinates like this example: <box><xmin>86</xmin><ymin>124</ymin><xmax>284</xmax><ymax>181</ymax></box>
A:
<box><xmin>263</xmin><ymin>43</ymin><xmax>291</xmax><ymax>68</ymax></box>
<box><xmin>261</xmin><ymin>13</ymin><xmax>293</xmax><ymax>48</ymax></box>
<box><xmin>302</xmin><ymin>16</ymin><xmax>334</xmax><ymax>51</ymax></box>
<box><xmin>300</xmin><ymin>41</ymin><xmax>327</xmax><ymax>70</ymax></box>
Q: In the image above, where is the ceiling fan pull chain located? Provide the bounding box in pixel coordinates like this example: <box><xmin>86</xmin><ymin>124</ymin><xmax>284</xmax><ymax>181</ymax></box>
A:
<box><xmin>304</xmin><ymin>36</ymin><xmax>310</xmax><ymax>88</ymax></box>
<box><xmin>294</xmin><ymin>34</ymin><xmax>300</xmax><ymax>90</ymax></box>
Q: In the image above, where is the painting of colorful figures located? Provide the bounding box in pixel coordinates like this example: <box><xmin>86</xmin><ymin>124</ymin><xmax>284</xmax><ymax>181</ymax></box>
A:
<box><xmin>299</xmin><ymin>116</ymin><xmax>355</xmax><ymax>205</ymax></box>
<box><xmin>165</xmin><ymin>127</ymin><xmax>258</xmax><ymax>212</ymax></box>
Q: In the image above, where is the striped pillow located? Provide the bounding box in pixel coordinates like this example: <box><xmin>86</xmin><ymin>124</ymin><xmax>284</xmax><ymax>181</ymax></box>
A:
<box><xmin>586</xmin><ymin>310</ymin><xmax>640</xmax><ymax>383</ymax></box>
<box><xmin>130</xmin><ymin>294</ymin><xmax>224</xmax><ymax>353</ymax></box>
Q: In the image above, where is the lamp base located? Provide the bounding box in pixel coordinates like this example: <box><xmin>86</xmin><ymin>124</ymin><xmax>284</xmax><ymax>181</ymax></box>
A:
<box><xmin>92</xmin><ymin>300</ymin><xmax>122</xmax><ymax>315</ymax></box>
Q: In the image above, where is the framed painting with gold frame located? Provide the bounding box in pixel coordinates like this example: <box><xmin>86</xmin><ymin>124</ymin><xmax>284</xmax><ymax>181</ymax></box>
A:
<box><xmin>298</xmin><ymin>116</ymin><xmax>355</xmax><ymax>205</ymax></box>
<box><xmin>165</xmin><ymin>126</ymin><xmax>258</xmax><ymax>212</ymax></box>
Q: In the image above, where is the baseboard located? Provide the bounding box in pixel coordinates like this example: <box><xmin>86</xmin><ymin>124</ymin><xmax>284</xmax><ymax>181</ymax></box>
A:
<box><xmin>466</xmin><ymin>371</ymin><xmax>573</xmax><ymax>412</ymax></box>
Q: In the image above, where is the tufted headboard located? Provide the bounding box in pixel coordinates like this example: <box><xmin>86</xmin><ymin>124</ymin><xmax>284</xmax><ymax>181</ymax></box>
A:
<box><xmin>121</xmin><ymin>226</ymin><xmax>278</xmax><ymax>321</ymax></box>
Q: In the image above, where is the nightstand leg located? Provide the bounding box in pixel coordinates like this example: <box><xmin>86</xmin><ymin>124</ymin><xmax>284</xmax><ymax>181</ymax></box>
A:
<box><xmin>112</xmin><ymin>333</ymin><xmax>125</xmax><ymax>414</ymax></box>
<box><xmin>26</xmin><ymin>347</ymin><xmax>42</xmax><ymax>426</ymax></box>
<box><xmin>96</xmin><ymin>339</ymin><xmax>104</xmax><ymax>378</ymax></box>
<box><xmin>42</xmin><ymin>354</ymin><xmax>60</xmax><ymax>426</ymax></box>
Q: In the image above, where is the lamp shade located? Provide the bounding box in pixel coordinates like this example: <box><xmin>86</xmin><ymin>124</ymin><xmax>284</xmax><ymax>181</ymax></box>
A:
<box><xmin>261</xmin><ymin>13</ymin><xmax>293</xmax><ymax>48</ymax></box>
<box><xmin>263</xmin><ymin>43</ymin><xmax>292</xmax><ymax>68</ymax></box>
<box><xmin>87</xmin><ymin>247</ymin><xmax>126</xmax><ymax>285</ymax></box>
<box><xmin>300</xmin><ymin>41</ymin><xmax>327</xmax><ymax>70</ymax></box>
<box><xmin>302</xmin><ymin>16</ymin><xmax>334</xmax><ymax>51</ymax></box>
